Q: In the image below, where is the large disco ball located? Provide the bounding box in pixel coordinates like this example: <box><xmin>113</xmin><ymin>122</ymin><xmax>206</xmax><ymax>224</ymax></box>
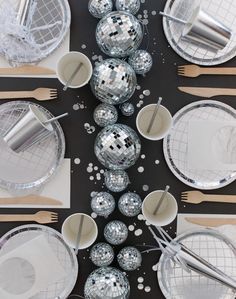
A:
<box><xmin>84</xmin><ymin>267</ymin><xmax>130</xmax><ymax>299</ymax></box>
<box><xmin>94</xmin><ymin>124</ymin><xmax>141</xmax><ymax>170</ymax></box>
<box><xmin>90</xmin><ymin>58</ymin><xmax>137</xmax><ymax>105</ymax></box>
<box><xmin>96</xmin><ymin>11</ymin><xmax>143</xmax><ymax>57</ymax></box>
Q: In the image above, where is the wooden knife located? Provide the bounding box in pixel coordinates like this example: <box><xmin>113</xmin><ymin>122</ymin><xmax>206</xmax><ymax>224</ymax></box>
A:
<box><xmin>178</xmin><ymin>86</ymin><xmax>236</xmax><ymax>98</ymax></box>
<box><xmin>0</xmin><ymin>195</ymin><xmax>62</xmax><ymax>206</ymax></box>
<box><xmin>185</xmin><ymin>217</ymin><xmax>236</xmax><ymax>227</ymax></box>
<box><xmin>0</xmin><ymin>65</ymin><xmax>55</xmax><ymax>76</ymax></box>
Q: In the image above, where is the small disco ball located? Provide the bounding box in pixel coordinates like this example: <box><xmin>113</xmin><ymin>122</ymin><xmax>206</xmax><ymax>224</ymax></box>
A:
<box><xmin>88</xmin><ymin>0</ymin><xmax>113</xmax><ymax>18</ymax></box>
<box><xmin>118</xmin><ymin>192</ymin><xmax>142</xmax><ymax>217</ymax></box>
<box><xmin>94</xmin><ymin>124</ymin><xmax>141</xmax><ymax>170</ymax></box>
<box><xmin>120</xmin><ymin>102</ymin><xmax>135</xmax><ymax>116</ymax></box>
<box><xmin>115</xmin><ymin>0</ymin><xmax>140</xmax><ymax>15</ymax></box>
<box><xmin>90</xmin><ymin>242</ymin><xmax>114</xmax><ymax>267</ymax></box>
<box><xmin>128</xmin><ymin>50</ymin><xmax>153</xmax><ymax>75</ymax></box>
<box><xmin>96</xmin><ymin>11</ymin><xmax>143</xmax><ymax>58</ymax></box>
<box><xmin>117</xmin><ymin>246</ymin><xmax>142</xmax><ymax>271</ymax></box>
<box><xmin>84</xmin><ymin>267</ymin><xmax>130</xmax><ymax>299</ymax></box>
<box><xmin>104</xmin><ymin>220</ymin><xmax>128</xmax><ymax>245</ymax></box>
<box><xmin>91</xmin><ymin>192</ymin><xmax>115</xmax><ymax>217</ymax></box>
<box><xmin>93</xmin><ymin>104</ymin><xmax>118</xmax><ymax>127</ymax></box>
<box><xmin>104</xmin><ymin>170</ymin><xmax>130</xmax><ymax>193</ymax></box>
<box><xmin>90</xmin><ymin>58</ymin><xmax>137</xmax><ymax>105</ymax></box>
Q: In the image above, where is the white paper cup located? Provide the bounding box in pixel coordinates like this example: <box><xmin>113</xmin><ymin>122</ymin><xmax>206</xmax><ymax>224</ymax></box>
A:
<box><xmin>62</xmin><ymin>213</ymin><xmax>98</xmax><ymax>250</ymax></box>
<box><xmin>142</xmin><ymin>190</ymin><xmax>178</xmax><ymax>226</ymax></box>
<box><xmin>57</xmin><ymin>52</ymin><xmax>93</xmax><ymax>89</ymax></box>
<box><xmin>136</xmin><ymin>104</ymin><xmax>172</xmax><ymax>141</ymax></box>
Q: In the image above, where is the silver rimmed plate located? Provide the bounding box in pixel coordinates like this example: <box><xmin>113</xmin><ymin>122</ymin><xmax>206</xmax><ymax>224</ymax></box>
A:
<box><xmin>0</xmin><ymin>0</ymin><xmax>71</xmax><ymax>64</ymax></box>
<box><xmin>158</xmin><ymin>229</ymin><xmax>236</xmax><ymax>299</ymax></box>
<box><xmin>163</xmin><ymin>100</ymin><xmax>236</xmax><ymax>189</ymax></box>
<box><xmin>162</xmin><ymin>0</ymin><xmax>236</xmax><ymax>65</ymax></box>
<box><xmin>0</xmin><ymin>101</ymin><xmax>65</xmax><ymax>194</ymax></box>
<box><xmin>0</xmin><ymin>224</ymin><xmax>78</xmax><ymax>299</ymax></box>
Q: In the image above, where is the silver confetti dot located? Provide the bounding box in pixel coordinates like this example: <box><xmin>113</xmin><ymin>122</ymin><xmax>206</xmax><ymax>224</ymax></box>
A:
<box><xmin>138</xmin><ymin>277</ymin><xmax>144</xmax><ymax>283</ymax></box>
<box><xmin>143</xmin><ymin>90</ymin><xmax>151</xmax><ymax>96</ymax></box>
<box><xmin>74</xmin><ymin>158</ymin><xmax>81</xmax><ymax>165</ymax></box>
<box><xmin>138</xmin><ymin>284</ymin><xmax>144</xmax><ymax>290</ymax></box>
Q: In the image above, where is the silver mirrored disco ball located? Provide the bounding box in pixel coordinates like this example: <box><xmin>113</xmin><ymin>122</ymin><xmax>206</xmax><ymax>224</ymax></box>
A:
<box><xmin>115</xmin><ymin>0</ymin><xmax>140</xmax><ymax>15</ymax></box>
<box><xmin>104</xmin><ymin>220</ymin><xmax>128</xmax><ymax>245</ymax></box>
<box><xmin>88</xmin><ymin>0</ymin><xmax>113</xmax><ymax>18</ymax></box>
<box><xmin>93</xmin><ymin>104</ymin><xmax>118</xmax><ymax>127</ymax></box>
<box><xmin>90</xmin><ymin>242</ymin><xmax>114</xmax><ymax>267</ymax></box>
<box><xmin>90</xmin><ymin>58</ymin><xmax>137</xmax><ymax>105</ymax></box>
<box><xmin>118</xmin><ymin>192</ymin><xmax>142</xmax><ymax>217</ymax></box>
<box><xmin>96</xmin><ymin>11</ymin><xmax>143</xmax><ymax>57</ymax></box>
<box><xmin>84</xmin><ymin>267</ymin><xmax>130</xmax><ymax>299</ymax></box>
<box><xmin>117</xmin><ymin>246</ymin><xmax>142</xmax><ymax>271</ymax></box>
<box><xmin>91</xmin><ymin>192</ymin><xmax>115</xmax><ymax>217</ymax></box>
<box><xmin>104</xmin><ymin>170</ymin><xmax>130</xmax><ymax>193</ymax></box>
<box><xmin>120</xmin><ymin>102</ymin><xmax>135</xmax><ymax>116</ymax></box>
<box><xmin>128</xmin><ymin>50</ymin><xmax>153</xmax><ymax>75</ymax></box>
<box><xmin>94</xmin><ymin>124</ymin><xmax>141</xmax><ymax>170</ymax></box>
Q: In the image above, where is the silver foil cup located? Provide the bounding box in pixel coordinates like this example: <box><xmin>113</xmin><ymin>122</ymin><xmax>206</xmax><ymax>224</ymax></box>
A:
<box><xmin>3</xmin><ymin>105</ymin><xmax>53</xmax><ymax>153</ymax></box>
<box><xmin>182</xmin><ymin>7</ymin><xmax>232</xmax><ymax>52</ymax></box>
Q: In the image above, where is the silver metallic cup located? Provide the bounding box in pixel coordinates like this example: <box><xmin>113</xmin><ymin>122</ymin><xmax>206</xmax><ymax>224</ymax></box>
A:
<box><xmin>3</xmin><ymin>105</ymin><xmax>53</xmax><ymax>153</ymax></box>
<box><xmin>182</xmin><ymin>7</ymin><xmax>232</xmax><ymax>52</ymax></box>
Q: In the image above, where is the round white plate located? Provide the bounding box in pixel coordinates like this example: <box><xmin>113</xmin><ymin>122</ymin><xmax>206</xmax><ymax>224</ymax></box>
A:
<box><xmin>163</xmin><ymin>100</ymin><xmax>236</xmax><ymax>189</ymax></box>
<box><xmin>162</xmin><ymin>0</ymin><xmax>236</xmax><ymax>65</ymax></box>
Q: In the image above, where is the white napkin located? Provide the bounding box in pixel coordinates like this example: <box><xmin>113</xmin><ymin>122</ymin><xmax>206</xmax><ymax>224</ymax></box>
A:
<box><xmin>188</xmin><ymin>121</ymin><xmax>236</xmax><ymax>170</ymax></box>
<box><xmin>177</xmin><ymin>213</ymin><xmax>236</xmax><ymax>242</ymax></box>
<box><xmin>0</xmin><ymin>235</ymin><xmax>66</xmax><ymax>299</ymax></box>
<box><xmin>0</xmin><ymin>158</ymin><xmax>71</xmax><ymax>208</ymax></box>
<box><xmin>0</xmin><ymin>34</ymin><xmax>70</xmax><ymax>78</ymax></box>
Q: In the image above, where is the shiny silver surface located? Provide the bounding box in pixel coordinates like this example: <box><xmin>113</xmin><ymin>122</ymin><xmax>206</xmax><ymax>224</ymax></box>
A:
<box><xmin>0</xmin><ymin>101</ymin><xmax>65</xmax><ymax>194</ymax></box>
<box><xmin>163</xmin><ymin>0</ymin><xmax>236</xmax><ymax>65</ymax></box>
<box><xmin>158</xmin><ymin>229</ymin><xmax>236</xmax><ymax>299</ymax></box>
<box><xmin>0</xmin><ymin>224</ymin><xmax>78</xmax><ymax>299</ymax></box>
<box><xmin>163</xmin><ymin>100</ymin><xmax>236</xmax><ymax>189</ymax></box>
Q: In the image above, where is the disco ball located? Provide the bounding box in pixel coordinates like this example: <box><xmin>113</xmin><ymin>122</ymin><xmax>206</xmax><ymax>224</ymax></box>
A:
<box><xmin>96</xmin><ymin>11</ymin><xmax>143</xmax><ymax>57</ymax></box>
<box><xmin>90</xmin><ymin>58</ymin><xmax>137</xmax><ymax>105</ymax></box>
<box><xmin>104</xmin><ymin>170</ymin><xmax>130</xmax><ymax>192</ymax></box>
<box><xmin>115</xmin><ymin>0</ymin><xmax>140</xmax><ymax>15</ymax></box>
<box><xmin>117</xmin><ymin>246</ymin><xmax>142</xmax><ymax>271</ymax></box>
<box><xmin>128</xmin><ymin>50</ymin><xmax>153</xmax><ymax>75</ymax></box>
<box><xmin>120</xmin><ymin>102</ymin><xmax>135</xmax><ymax>116</ymax></box>
<box><xmin>88</xmin><ymin>0</ymin><xmax>113</xmax><ymax>18</ymax></box>
<box><xmin>118</xmin><ymin>192</ymin><xmax>142</xmax><ymax>217</ymax></box>
<box><xmin>93</xmin><ymin>104</ymin><xmax>118</xmax><ymax>127</ymax></box>
<box><xmin>91</xmin><ymin>192</ymin><xmax>115</xmax><ymax>217</ymax></box>
<box><xmin>94</xmin><ymin>124</ymin><xmax>141</xmax><ymax>170</ymax></box>
<box><xmin>84</xmin><ymin>267</ymin><xmax>130</xmax><ymax>299</ymax></box>
<box><xmin>104</xmin><ymin>220</ymin><xmax>128</xmax><ymax>245</ymax></box>
<box><xmin>90</xmin><ymin>242</ymin><xmax>114</xmax><ymax>267</ymax></box>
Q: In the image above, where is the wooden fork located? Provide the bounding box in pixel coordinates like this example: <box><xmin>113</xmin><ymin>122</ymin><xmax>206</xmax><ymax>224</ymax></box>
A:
<box><xmin>178</xmin><ymin>65</ymin><xmax>236</xmax><ymax>78</ymax></box>
<box><xmin>0</xmin><ymin>211</ymin><xmax>58</xmax><ymax>224</ymax></box>
<box><xmin>0</xmin><ymin>88</ymin><xmax>57</xmax><ymax>101</ymax></box>
<box><xmin>181</xmin><ymin>191</ymin><xmax>236</xmax><ymax>204</ymax></box>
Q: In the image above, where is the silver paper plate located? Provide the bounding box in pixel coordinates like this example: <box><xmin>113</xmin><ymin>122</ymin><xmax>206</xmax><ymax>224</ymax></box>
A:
<box><xmin>0</xmin><ymin>101</ymin><xmax>65</xmax><ymax>194</ymax></box>
<box><xmin>158</xmin><ymin>229</ymin><xmax>236</xmax><ymax>299</ymax></box>
<box><xmin>163</xmin><ymin>100</ymin><xmax>236</xmax><ymax>189</ymax></box>
<box><xmin>0</xmin><ymin>0</ymin><xmax>71</xmax><ymax>64</ymax></box>
<box><xmin>0</xmin><ymin>224</ymin><xmax>78</xmax><ymax>299</ymax></box>
<box><xmin>162</xmin><ymin>0</ymin><xmax>236</xmax><ymax>65</ymax></box>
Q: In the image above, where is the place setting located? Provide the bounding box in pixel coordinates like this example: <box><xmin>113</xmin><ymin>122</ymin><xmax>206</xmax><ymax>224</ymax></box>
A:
<box><xmin>0</xmin><ymin>0</ymin><xmax>235</xmax><ymax>299</ymax></box>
